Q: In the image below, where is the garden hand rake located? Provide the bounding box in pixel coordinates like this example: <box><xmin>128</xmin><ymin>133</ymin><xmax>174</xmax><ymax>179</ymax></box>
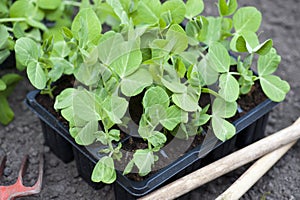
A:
<box><xmin>0</xmin><ymin>154</ymin><xmax>44</xmax><ymax>200</ymax></box>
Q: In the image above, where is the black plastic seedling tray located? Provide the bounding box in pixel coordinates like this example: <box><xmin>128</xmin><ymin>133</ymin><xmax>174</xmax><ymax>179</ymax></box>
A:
<box><xmin>25</xmin><ymin>90</ymin><xmax>277</xmax><ymax>199</ymax></box>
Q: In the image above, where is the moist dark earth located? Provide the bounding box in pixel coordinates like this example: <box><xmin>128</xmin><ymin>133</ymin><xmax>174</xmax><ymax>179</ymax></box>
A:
<box><xmin>0</xmin><ymin>0</ymin><xmax>299</xmax><ymax>199</ymax></box>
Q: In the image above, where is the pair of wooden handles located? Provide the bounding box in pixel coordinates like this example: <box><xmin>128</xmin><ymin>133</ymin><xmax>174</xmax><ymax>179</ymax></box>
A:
<box><xmin>140</xmin><ymin>118</ymin><xmax>300</xmax><ymax>200</ymax></box>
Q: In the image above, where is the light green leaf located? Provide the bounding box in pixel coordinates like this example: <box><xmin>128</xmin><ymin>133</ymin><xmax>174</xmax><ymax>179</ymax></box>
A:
<box><xmin>218</xmin><ymin>0</ymin><xmax>237</xmax><ymax>16</ymax></box>
<box><xmin>172</xmin><ymin>92</ymin><xmax>199</xmax><ymax>112</ymax></box>
<box><xmin>160</xmin><ymin>105</ymin><xmax>186</xmax><ymax>131</ymax></box>
<box><xmin>0</xmin><ymin>96</ymin><xmax>14</xmax><ymax>125</ymax></box>
<box><xmin>51</xmin><ymin>41</ymin><xmax>71</xmax><ymax>58</ymax></box>
<box><xmin>91</xmin><ymin>156</ymin><xmax>116</xmax><ymax>184</ymax></box>
<box><xmin>133</xmin><ymin>149</ymin><xmax>155</xmax><ymax>176</ymax></box>
<box><xmin>193</xmin><ymin>111</ymin><xmax>211</xmax><ymax>126</ymax></box>
<box><xmin>161</xmin><ymin>0</ymin><xmax>186</xmax><ymax>24</ymax></box>
<box><xmin>207</xmin><ymin>42</ymin><xmax>231</xmax><ymax>73</ymax></box>
<box><xmin>75</xmin><ymin>120</ymin><xmax>98</xmax><ymax>145</ymax></box>
<box><xmin>0</xmin><ymin>25</ymin><xmax>9</xmax><ymax>48</ymax></box>
<box><xmin>74</xmin><ymin>62</ymin><xmax>101</xmax><ymax>86</ymax></box>
<box><xmin>15</xmin><ymin>38</ymin><xmax>40</xmax><ymax>66</ymax></box>
<box><xmin>0</xmin><ymin>49</ymin><xmax>10</xmax><ymax>64</ymax></box>
<box><xmin>218</xmin><ymin>73</ymin><xmax>239</xmax><ymax>102</ymax></box>
<box><xmin>254</xmin><ymin>39</ymin><xmax>273</xmax><ymax>55</ymax></box>
<box><xmin>238</xmin><ymin>31</ymin><xmax>273</xmax><ymax>55</ymax></box>
<box><xmin>233</xmin><ymin>7</ymin><xmax>262</xmax><ymax>33</ymax></box>
<box><xmin>133</xmin><ymin>0</ymin><xmax>161</xmax><ymax>25</ymax></box>
<box><xmin>108</xmin><ymin>129</ymin><xmax>120</xmax><ymax>142</ymax></box>
<box><xmin>185</xmin><ymin>0</ymin><xmax>204</xmax><ymax>19</ymax></box>
<box><xmin>143</xmin><ymin>86</ymin><xmax>169</xmax><ymax>109</ymax></box>
<box><xmin>0</xmin><ymin>79</ymin><xmax>6</xmax><ymax>91</ymax></box>
<box><xmin>72</xmin><ymin>8</ymin><xmax>102</xmax><ymax>45</ymax></box>
<box><xmin>73</xmin><ymin>89</ymin><xmax>101</xmax><ymax>121</ymax></box>
<box><xmin>258</xmin><ymin>48</ymin><xmax>281</xmax><ymax>76</ymax></box>
<box><xmin>48</xmin><ymin>62</ymin><xmax>64</xmax><ymax>82</ymax></box>
<box><xmin>203</xmin><ymin>17</ymin><xmax>222</xmax><ymax>45</ymax></box>
<box><xmin>102</xmin><ymin>95</ymin><xmax>128</xmax><ymax>124</ymax></box>
<box><xmin>161</xmin><ymin>78</ymin><xmax>186</xmax><ymax>93</ymax></box>
<box><xmin>148</xmin><ymin>131</ymin><xmax>167</xmax><ymax>147</ymax></box>
<box><xmin>110</xmin><ymin>40</ymin><xmax>142</xmax><ymax>78</ymax></box>
<box><xmin>26</xmin><ymin>61</ymin><xmax>47</xmax><ymax>90</ymax></box>
<box><xmin>107</xmin><ymin>0</ymin><xmax>129</xmax><ymax>25</ymax></box>
<box><xmin>121</xmin><ymin>68</ymin><xmax>153</xmax><ymax>97</ymax></box>
<box><xmin>9</xmin><ymin>0</ymin><xmax>34</xmax><ymax>18</ymax></box>
<box><xmin>193</xmin><ymin>58</ymin><xmax>219</xmax><ymax>86</ymax></box>
<box><xmin>54</xmin><ymin>88</ymin><xmax>77</xmax><ymax>110</ymax></box>
<box><xmin>259</xmin><ymin>75</ymin><xmax>290</xmax><ymax>102</ymax></box>
<box><xmin>37</xmin><ymin>0</ymin><xmax>61</xmax><ymax>10</ymax></box>
<box><xmin>123</xmin><ymin>159</ymin><xmax>134</xmax><ymax>175</ymax></box>
<box><xmin>166</xmin><ymin>24</ymin><xmax>188</xmax><ymax>54</ymax></box>
<box><xmin>26</xmin><ymin>18</ymin><xmax>47</xmax><ymax>31</ymax></box>
<box><xmin>147</xmin><ymin>104</ymin><xmax>167</xmax><ymax>126</ymax></box>
<box><xmin>212</xmin><ymin>116</ymin><xmax>236</xmax><ymax>141</ymax></box>
<box><xmin>0</xmin><ymin>74</ymin><xmax>22</xmax><ymax>97</ymax></box>
<box><xmin>212</xmin><ymin>98</ymin><xmax>237</xmax><ymax>118</ymax></box>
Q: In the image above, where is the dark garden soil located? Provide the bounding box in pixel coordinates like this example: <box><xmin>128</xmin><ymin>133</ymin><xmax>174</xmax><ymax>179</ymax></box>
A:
<box><xmin>0</xmin><ymin>0</ymin><xmax>299</xmax><ymax>199</ymax></box>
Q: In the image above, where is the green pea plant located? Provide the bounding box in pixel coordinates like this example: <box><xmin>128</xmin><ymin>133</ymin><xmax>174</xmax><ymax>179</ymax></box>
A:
<box><xmin>24</xmin><ymin>0</ymin><xmax>290</xmax><ymax>184</ymax></box>
<box><xmin>0</xmin><ymin>0</ymin><xmax>86</xmax><ymax>125</ymax></box>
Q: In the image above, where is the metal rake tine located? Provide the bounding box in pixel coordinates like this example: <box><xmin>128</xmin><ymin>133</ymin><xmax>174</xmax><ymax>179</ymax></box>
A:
<box><xmin>0</xmin><ymin>155</ymin><xmax>6</xmax><ymax>177</ymax></box>
<box><xmin>31</xmin><ymin>153</ymin><xmax>44</xmax><ymax>192</ymax></box>
<box><xmin>17</xmin><ymin>155</ymin><xmax>29</xmax><ymax>184</ymax></box>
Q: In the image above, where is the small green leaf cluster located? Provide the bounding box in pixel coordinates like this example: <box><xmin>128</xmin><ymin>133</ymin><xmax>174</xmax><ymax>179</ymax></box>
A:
<box><xmin>0</xmin><ymin>0</ymin><xmax>80</xmax><ymax>68</ymax></box>
<box><xmin>25</xmin><ymin>0</ymin><xmax>289</xmax><ymax>183</ymax></box>
<box><xmin>0</xmin><ymin>0</ymin><xmax>84</xmax><ymax>125</ymax></box>
<box><xmin>0</xmin><ymin>73</ymin><xmax>22</xmax><ymax>125</ymax></box>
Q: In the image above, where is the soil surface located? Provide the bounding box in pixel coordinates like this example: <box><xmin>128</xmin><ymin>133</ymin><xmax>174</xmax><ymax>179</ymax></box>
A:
<box><xmin>0</xmin><ymin>0</ymin><xmax>299</xmax><ymax>199</ymax></box>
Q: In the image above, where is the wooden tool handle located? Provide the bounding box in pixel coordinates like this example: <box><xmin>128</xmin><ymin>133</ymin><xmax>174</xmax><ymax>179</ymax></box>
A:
<box><xmin>139</xmin><ymin>118</ymin><xmax>300</xmax><ymax>200</ymax></box>
<box><xmin>216</xmin><ymin>119</ymin><xmax>300</xmax><ymax>200</ymax></box>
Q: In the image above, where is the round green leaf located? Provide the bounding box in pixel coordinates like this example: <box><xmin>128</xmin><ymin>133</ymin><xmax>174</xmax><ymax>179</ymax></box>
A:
<box><xmin>72</xmin><ymin>8</ymin><xmax>102</xmax><ymax>45</ymax></box>
<box><xmin>15</xmin><ymin>37</ymin><xmax>40</xmax><ymax>66</ymax></box>
<box><xmin>172</xmin><ymin>92</ymin><xmax>199</xmax><ymax>112</ymax></box>
<box><xmin>110</xmin><ymin>41</ymin><xmax>142</xmax><ymax>78</ymax></box>
<box><xmin>148</xmin><ymin>131</ymin><xmax>167</xmax><ymax>147</ymax></box>
<box><xmin>0</xmin><ymin>96</ymin><xmax>14</xmax><ymax>125</ymax></box>
<box><xmin>75</xmin><ymin>120</ymin><xmax>98</xmax><ymax>145</ymax></box>
<box><xmin>166</xmin><ymin>24</ymin><xmax>188</xmax><ymax>54</ymax></box>
<box><xmin>218</xmin><ymin>73</ymin><xmax>239</xmax><ymax>102</ymax></box>
<box><xmin>233</xmin><ymin>7</ymin><xmax>262</xmax><ymax>33</ymax></box>
<box><xmin>72</xmin><ymin>89</ymin><xmax>101</xmax><ymax>122</ymax></box>
<box><xmin>258</xmin><ymin>48</ymin><xmax>281</xmax><ymax>76</ymax></box>
<box><xmin>185</xmin><ymin>0</ymin><xmax>204</xmax><ymax>19</ymax></box>
<box><xmin>161</xmin><ymin>0</ymin><xmax>186</xmax><ymax>24</ymax></box>
<box><xmin>121</xmin><ymin>68</ymin><xmax>153</xmax><ymax>97</ymax></box>
<box><xmin>207</xmin><ymin>42</ymin><xmax>231</xmax><ymax>73</ymax></box>
<box><xmin>212</xmin><ymin>98</ymin><xmax>237</xmax><ymax>118</ymax></box>
<box><xmin>91</xmin><ymin>156</ymin><xmax>116</xmax><ymax>184</ymax></box>
<box><xmin>133</xmin><ymin>149</ymin><xmax>155</xmax><ymax>176</ymax></box>
<box><xmin>143</xmin><ymin>86</ymin><xmax>170</xmax><ymax>109</ymax></box>
<box><xmin>37</xmin><ymin>0</ymin><xmax>61</xmax><ymax>10</ymax></box>
<box><xmin>212</xmin><ymin>116</ymin><xmax>236</xmax><ymax>141</ymax></box>
<box><xmin>259</xmin><ymin>75</ymin><xmax>290</xmax><ymax>102</ymax></box>
<box><xmin>0</xmin><ymin>79</ymin><xmax>6</xmax><ymax>91</ymax></box>
<box><xmin>218</xmin><ymin>0</ymin><xmax>238</xmax><ymax>16</ymax></box>
<box><xmin>9</xmin><ymin>0</ymin><xmax>34</xmax><ymax>18</ymax></box>
<box><xmin>26</xmin><ymin>61</ymin><xmax>47</xmax><ymax>90</ymax></box>
<box><xmin>133</xmin><ymin>0</ymin><xmax>161</xmax><ymax>25</ymax></box>
<box><xmin>54</xmin><ymin>88</ymin><xmax>77</xmax><ymax>110</ymax></box>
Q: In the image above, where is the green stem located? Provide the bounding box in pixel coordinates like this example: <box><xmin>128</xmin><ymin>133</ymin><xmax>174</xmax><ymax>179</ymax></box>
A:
<box><xmin>201</xmin><ymin>88</ymin><xmax>221</xmax><ymax>98</ymax></box>
<box><xmin>0</xmin><ymin>18</ymin><xmax>26</xmax><ymax>23</ymax></box>
<box><xmin>63</xmin><ymin>1</ymin><xmax>82</xmax><ymax>7</ymax></box>
<box><xmin>230</xmin><ymin>72</ymin><xmax>240</xmax><ymax>76</ymax></box>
